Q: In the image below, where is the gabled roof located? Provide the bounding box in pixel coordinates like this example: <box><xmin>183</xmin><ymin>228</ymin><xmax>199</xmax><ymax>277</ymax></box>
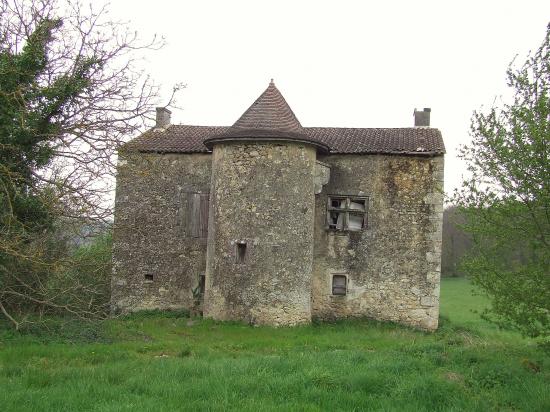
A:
<box><xmin>124</xmin><ymin>125</ymin><xmax>445</xmax><ymax>156</ymax></box>
<box><xmin>122</xmin><ymin>81</ymin><xmax>446</xmax><ymax>156</ymax></box>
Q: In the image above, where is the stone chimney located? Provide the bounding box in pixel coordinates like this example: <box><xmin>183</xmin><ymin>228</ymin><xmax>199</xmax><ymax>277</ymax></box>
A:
<box><xmin>155</xmin><ymin>107</ymin><xmax>171</xmax><ymax>128</ymax></box>
<box><xmin>414</xmin><ymin>108</ymin><xmax>431</xmax><ymax>127</ymax></box>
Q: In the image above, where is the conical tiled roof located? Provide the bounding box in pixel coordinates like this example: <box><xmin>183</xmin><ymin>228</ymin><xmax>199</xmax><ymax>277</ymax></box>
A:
<box><xmin>232</xmin><ymin>79</ymin><xmax>303</xmax><ymax>132</ymax></box>
<box><xmin>204</xmin><ymin>80</ymin><xmax>330</xmax><ymax>153</ymax></box>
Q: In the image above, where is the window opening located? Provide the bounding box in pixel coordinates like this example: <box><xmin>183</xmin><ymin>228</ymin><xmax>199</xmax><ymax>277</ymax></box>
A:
<box><xmin>329</xmin><ymin>211</ymin><xmax>344</xmax><ymax>230</ymax></box>
<box><xmin>348</xmin><ymin>213</ymin><xmax>365</xmax><ymax>231</ymax></box>
<box><xmin>198</xmin><ymin>274</ymin><xmax>206</xmax><ymax>295</ymax></box>
<box><xmin>331</xmin><ymin>197</ymin><xmax>345</xmax><ymax>209</ymax></box>
<box><xmin>349</xmin><ymin>199</ymin><xmax>366</xmax><ymax>211</ymax></box>
<box><xmin>332</xmin><ymin>275</ymin><xmax>347</xmax><ymax>295</ymax></box>
<box><xmin>144</xmin><ymin>274</ymin><xmax>154</xmax><ymax>282</ymax></box>
<box><xmin>236</xmin><ymin>242</ymin><xmax>247</xmax><ymax>264</ymax></box>
<box><xmin>327</xmin><ymin>196</ymin><xmax>368</xmax><ymax>232</ymax></box>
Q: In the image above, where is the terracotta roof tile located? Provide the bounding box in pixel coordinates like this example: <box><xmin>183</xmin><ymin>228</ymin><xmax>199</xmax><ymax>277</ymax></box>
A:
<box><xmin>305</xmin><ymin>127</ymin><xmax>445</xmax><ymax>155</ymax></box>
<box><xmin>123</xmin><ymin>125</ymin><xmax>445</xmax><ymax>156</ymax></box>
<box><xmin>124</xmin><ymin>125</ymin><xmax>228</xmax><ymax>153</ymax></box>
<box><xmin>232</xmin><ymin>80</ymin><xmax>302</xmax><ymax>132</ymax></box>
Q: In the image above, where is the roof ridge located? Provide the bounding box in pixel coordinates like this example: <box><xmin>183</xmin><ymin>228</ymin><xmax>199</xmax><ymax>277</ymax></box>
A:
<box><xmin>170</xmin><ymin>124</ymin><xmax>440</xmax><ymax>132</ymax></box>
<box><xmin>171</xmin><ymin>124</ymin><xmax>228</xmax><ymax>128</ymax></box>
<box><xmin>305</xmin><ymin>126</ymin><xmax>441</xmax><ymax>131</ymax></box>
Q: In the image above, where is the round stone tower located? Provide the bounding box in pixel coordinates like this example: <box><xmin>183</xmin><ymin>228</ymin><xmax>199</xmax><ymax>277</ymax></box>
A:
<box><xmin>203</xmin><ymin>80</ymin><xmax>329</xmax><ymax>326</ymax></box>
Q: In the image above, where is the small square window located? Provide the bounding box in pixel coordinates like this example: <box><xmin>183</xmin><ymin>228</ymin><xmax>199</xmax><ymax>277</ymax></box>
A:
<box><xmin>144</xmin><ymin>274</ymin><xmax>154</xmax><ymax>282</ymax></box>
<box><xmin>332</xmin><ymin>275</ymin><xmax>347</xmax><ymax>295</ymax></box>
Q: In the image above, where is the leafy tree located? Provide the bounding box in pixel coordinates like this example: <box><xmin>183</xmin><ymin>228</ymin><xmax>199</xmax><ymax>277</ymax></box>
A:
<box><xmin>0</xmin><ymin>0</ymin><xmax>178</xmax><ymax>329</ymax></box>
<box><xmin>455</xmin><ymin>24</ymin><xmax>550</xmax><ymax>339</ymax></box>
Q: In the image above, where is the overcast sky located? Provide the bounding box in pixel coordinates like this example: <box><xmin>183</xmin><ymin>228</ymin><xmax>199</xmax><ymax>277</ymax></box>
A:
<box><xmin>111</xmin><ymin>0</ymin><xmax>550</xmax><ymax>196</ymax></box>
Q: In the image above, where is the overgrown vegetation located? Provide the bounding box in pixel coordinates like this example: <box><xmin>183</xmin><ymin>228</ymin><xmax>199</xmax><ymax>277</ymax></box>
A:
<box><xmin>0</xmin><ymin>0</ymin><xmax>176</xmax><ymax>329</ymax></box>
<box><xmin>0</xmin><ymin>230</ymin><xmax>112</xmax><ymax>330</ymax></box>
<box><xmin>455</xmin><ymin>23</ymin><xmax>550</xmax><ymax>339</ymax></box>
<box><xmin>0</xmin><ymin>279</ymin><xmax>548</xmax><ymax>411</ymax></box>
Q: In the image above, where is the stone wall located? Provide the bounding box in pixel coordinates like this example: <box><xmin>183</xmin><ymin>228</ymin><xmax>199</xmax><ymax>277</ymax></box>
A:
<box><xmin>111</xmin><ymin>152</ymin><xmax>212</xmax><ymax>313</ymax></box>
<box><xmin>112</xmin><ymin>148</ymin><xmax>444</xmax><ymax>330</ymax></box>
<box><xmin>311</xmin><ymin>154</ymin><xmax>444</xmax><ymax>330</ymax></box>
<box><xmin>204</xmin><ymin>142</ymin><xmax>317</xmax><ymax>326</ymax></box>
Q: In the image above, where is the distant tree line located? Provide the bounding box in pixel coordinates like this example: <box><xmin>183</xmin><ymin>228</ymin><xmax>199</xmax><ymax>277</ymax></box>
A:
<box><xmin>441</xmin><ymin>206</ymin><xmax>473</xmax><ymax>277</ymax></box>
<box><xmin>441</xmin><ymin>205</ymin><xmax>540</xmax><ymax>278</ymax></box>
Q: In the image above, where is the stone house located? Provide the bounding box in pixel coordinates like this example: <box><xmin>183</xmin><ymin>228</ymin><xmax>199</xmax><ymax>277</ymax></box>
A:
<box><xmin>112</xmin><ymin>80</ymin><xmax>445</xmax><ymax>330</ymax></box>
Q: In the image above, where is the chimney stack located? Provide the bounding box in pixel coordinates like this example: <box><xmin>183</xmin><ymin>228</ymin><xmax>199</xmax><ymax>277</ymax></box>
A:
<box><xmin>155</xmin><ymin>107</ymin><xmax>171</xmax><ymax>128</ymax></box>
<box><xmin>414</xmin><ymin>108</ymin><xmax>431</xmax><ymax>127</ymax></box>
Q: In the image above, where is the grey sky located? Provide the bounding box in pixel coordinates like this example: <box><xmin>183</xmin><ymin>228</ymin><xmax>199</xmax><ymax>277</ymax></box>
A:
<box><xmin>111</xmin><ymin>0</ymin><xmax>550</xmax><ymax>196</ymax></box>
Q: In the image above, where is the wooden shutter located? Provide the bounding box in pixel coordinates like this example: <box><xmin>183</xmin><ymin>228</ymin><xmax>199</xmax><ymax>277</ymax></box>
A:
<box><xmin>187</xmin><ymin>193</ymin><xmax>200</xmax><ymax>238</ymax></box>
<box><xmin>187</xmin><ymin>192</ymin><xmax>209</xmax><ymax>238</ymax></box>
<box><xmin>199</xmin><ymin>193</ymin><xmax>209</xmax><ymax>238</ymax></box>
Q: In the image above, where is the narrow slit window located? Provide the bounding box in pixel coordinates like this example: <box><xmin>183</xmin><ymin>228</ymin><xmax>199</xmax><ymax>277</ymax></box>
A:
<box><xmin>332</xmin><ymin>275</ymin><xmax>347</xmax><ymax>295</ymax></box>
<box><xmin>198</xmin><ymin>274</ymin><xmax>206</xmax><ymax>295</ymax></box>
<box><xmin>236</xmin><ymin>242</ymin><xmax>247</xmax><ymax>264</ymax></box>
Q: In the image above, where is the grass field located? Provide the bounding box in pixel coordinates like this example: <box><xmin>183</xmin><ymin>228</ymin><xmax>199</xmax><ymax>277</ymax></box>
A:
<box><xmin>0</xmin><ymin>278</ymin><xmax>548</xmax><ymax>411</ymax></box>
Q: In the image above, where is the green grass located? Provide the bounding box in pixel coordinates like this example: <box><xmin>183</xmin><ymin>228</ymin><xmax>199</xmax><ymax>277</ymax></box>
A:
<box><xmin>0</xmin><ymin>278</ymin><xmax>548</xmax><ymax>411</ymax></box>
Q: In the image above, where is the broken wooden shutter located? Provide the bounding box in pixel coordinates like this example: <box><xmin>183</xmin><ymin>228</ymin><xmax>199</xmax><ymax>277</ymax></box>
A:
<box><xmin>199</xmin><ymin>193</ymin><xmax>209</xmax><ymax>238</ymax></box>
<box><xmin>187</xmin><ymin>192</ymin><xmax>209</xmax><ymax>238</ymax></box>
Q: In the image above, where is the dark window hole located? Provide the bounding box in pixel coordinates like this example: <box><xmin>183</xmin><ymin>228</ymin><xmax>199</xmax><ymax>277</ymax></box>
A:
<box><xmin>332</xmin><ymin>275</ymin><xmax>347</xmax><ymax>295</ymax></box>
<box><xmin>236</xmin><ymin>242</ymin><xmax>247</xmax><ymax>264</ymax></box>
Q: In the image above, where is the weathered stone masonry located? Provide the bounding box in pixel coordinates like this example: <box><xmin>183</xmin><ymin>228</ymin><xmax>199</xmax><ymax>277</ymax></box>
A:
<box><xmin>112</xmin><ymin>81</ymin><xmax>445</xmax><ymax>330</ymax></box>
<box><xmin>204</xmin><ymin>142</ymin><xmax>316</xmax><ymax>325</ymax></box>
<box><xmin>312</xmin><ymin>154</ymin><xmax>444</xmax><ymax>330</ymax></box>
<box><xmin>112</xmin><ymin>152</ymin><xmax>211</xmax><ymax>312</ymax></box>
